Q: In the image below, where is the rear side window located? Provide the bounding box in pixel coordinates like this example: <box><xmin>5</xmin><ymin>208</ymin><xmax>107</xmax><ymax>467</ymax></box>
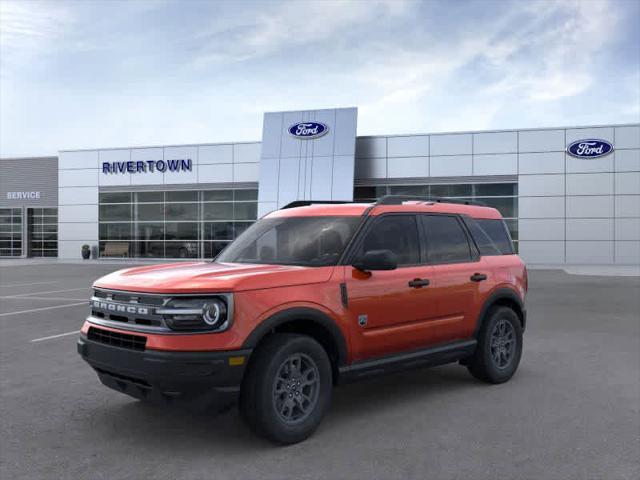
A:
<box><xmin>466</xmin><ymin>218</ymin><xmax>514</xmax><ymax>255</ymax></box>
<box><xmin>421</xmin><ymin>215</ymin><xmax>472</xmax><ymax>264</ymax></box>
<box><xmin>359</xmin><ymin>215</ymin><xmax>420</xmax><ymax>266</ymax></box>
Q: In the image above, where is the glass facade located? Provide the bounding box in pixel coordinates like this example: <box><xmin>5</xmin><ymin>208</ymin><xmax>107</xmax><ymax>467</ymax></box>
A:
<box><xmin>27</xmin><ymin>208</ymin><xmax>58</xmax><ymax>257</ymax></box>
<box><xmin>0</xmin><ymin>208</ymin><xmax>23</xmax><ymax>257</ymax></box>
<box><xmin>354</xmin><ymin>182</ymin><xmax>519</xmax><ymax>250</ymax></box>
<box><xmin>98</xmin><ymin>189</ymin><xmax>258</xmax><ymax>259</ymax></box>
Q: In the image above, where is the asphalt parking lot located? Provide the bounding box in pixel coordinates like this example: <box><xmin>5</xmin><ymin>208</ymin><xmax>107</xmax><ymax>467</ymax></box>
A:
<box><xmin>0</xmin><ymin>262</ymin><xmax>639</xmax><ymax>480</ymax></box>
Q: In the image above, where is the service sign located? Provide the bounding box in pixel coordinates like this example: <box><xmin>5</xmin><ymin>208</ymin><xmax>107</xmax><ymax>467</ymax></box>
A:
<box><xmin>566</xmin><ymin>139</ymin><xmax>613</xmax><ymax>159</ymax></box>
<box><xmin>288</xmin><ymin>122</ymin><xmax>329</xmax><ymax>139</ymax></box>
<box><xmin>6</xmin><ymin>191</ymin><xmax>40</xmax><ymax>200</ymax></box>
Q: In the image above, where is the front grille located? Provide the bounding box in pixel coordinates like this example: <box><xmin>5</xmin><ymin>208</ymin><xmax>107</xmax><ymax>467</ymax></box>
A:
<box><xmin>90</xmin><ymin>288</ymin><xmax>168</xmax><ymax>332</ymax></box>
<box><xmin>87</xmin><ymin>326</ymin><xmax>147</xmax><ymax>351</ymax></box>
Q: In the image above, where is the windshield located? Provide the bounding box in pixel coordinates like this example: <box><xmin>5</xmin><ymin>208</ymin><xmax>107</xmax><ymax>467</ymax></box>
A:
<box><xmin>216</xmin><ymin>216</ymin><xmax>361</xmax><ymax>266</ymax></box>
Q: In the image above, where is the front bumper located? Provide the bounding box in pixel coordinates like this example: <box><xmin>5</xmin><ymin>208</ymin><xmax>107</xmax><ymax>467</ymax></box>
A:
<box><xmin>77</xmin><ymin>334</ymin><xmax>251</xmax><ymax>411</ymax></box>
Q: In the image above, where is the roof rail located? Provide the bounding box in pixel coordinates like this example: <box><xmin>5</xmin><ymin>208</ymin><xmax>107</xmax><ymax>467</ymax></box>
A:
<box><xmin>375</xmin><ymin>195</ymin><xmax>486</xmax><ymax>207</ymax></box>
<box><xmin>281</xmin><ymin>200</ymin><xmax>354</xmax><ymax>209</ymax></box>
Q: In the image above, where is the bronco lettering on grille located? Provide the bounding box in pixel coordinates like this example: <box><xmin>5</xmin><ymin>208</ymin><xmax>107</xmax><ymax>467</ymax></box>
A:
<box><xmin>92</xmin><ymin>300</ymin><xmax>149</xmax><ymax>315</ymax></box>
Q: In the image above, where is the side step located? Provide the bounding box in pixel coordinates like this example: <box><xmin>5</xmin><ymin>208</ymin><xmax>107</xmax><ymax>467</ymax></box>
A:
<box><xmin>337</xmin><ymin>339</ymin><xmax>477</xmax><ymax>384</ymax></box>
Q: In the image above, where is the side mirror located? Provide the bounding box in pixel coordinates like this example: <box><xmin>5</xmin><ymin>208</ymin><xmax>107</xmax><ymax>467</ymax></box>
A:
<box><xmin>353</xmin><ymin>249</ymin><xmax>398</xmax><ymax>272</ymax></box>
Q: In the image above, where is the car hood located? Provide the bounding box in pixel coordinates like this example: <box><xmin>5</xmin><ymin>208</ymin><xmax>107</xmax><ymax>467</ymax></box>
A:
<box><xmin>93</xmin><ymin>261</ymin><xmax>334</xmax><ymax>294</ymax></box>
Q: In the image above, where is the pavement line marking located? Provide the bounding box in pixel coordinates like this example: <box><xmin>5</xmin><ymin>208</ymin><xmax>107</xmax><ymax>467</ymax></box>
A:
<box><xmin>0</xmin><ymin>281</ymin><xmax>58</xmax><ymax>288</ymax></box>
<box><xmin>8</xmin><ymin>287</ymin><xmax>88</xmax><ymax>298</ymax></box>
<box><xmin>31</xmin><ymin>330</ymin><xmax>80</xmax><ymax>342</ymax></box>
<box><xmin>0</xmin><ymin>296</ymin><xmax>87</xmax><ymax>301</ymax></box>
<box><xmin>0</xmin><ymin>302</ymin><xmax>87</xmax><ymax>317</ymax></box>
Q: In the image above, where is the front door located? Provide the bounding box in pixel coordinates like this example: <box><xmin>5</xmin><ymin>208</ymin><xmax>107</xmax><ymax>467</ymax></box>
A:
<box><xmin>345</xmin><ymin>214</ymin><xmax>438</xmax><ymax>360</ymax></box>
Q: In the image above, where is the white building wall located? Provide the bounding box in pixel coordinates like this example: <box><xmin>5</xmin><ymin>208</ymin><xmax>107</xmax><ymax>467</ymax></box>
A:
<box><xmin>56</xmin><ymin>121</ymin><xmax>639</xmax><ymax>264</ymax></box>
<box><xmin>58</xmin><ymin>141</ymin><xmax>260</xmax><ymax>259</ymax></box>
<box><xmin>354</xmin><ymin>124</ymin><xmax>640</xmax><ymax>265</ymax></box>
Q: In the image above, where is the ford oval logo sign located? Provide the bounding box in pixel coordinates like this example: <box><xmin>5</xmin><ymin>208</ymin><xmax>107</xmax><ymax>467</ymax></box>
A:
<box><xmin>567</xmin><ymin>139</ymin><xmax>614</xmax><ymax>159</ymax></box>
<box><xmin>288</xmin><ymin>122</ymin><xmax>329</xmax><ymax>139</ymax></box>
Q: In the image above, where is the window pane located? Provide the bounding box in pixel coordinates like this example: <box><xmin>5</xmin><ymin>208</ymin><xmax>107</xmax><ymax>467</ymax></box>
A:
<box><xmin>203</xmin><ymin>203</ymin><xmax>233</xmax><ymax>220</ymax></box>
<box><xmin>165</xmin><ymin>222</ymin><xmax>199</xmax><ymax>240</ymax></box>
<box><xmin>234</xmin><ymin>189</ymin><xmax>258</xmax><ymax>201</ymax></box>
<box><xmin>165</xmin><ymin>203</ymin><xmax>198</xmax><ymax>221</ymax></box>
<box><xmin>136</xmin><ymin>191</ymin><xmax>163</xmax><ymax>203</ymax></box>
<box><xmin>234</xmin><ymin>221</ymin><xmax>254</xmax><ymax>237</ymax></box>
<box><xmin>218</xmin><ymin>217</ymin><xmax>360</xmax><ymax>266</ymax></box>
<box><xmin>359</xmin><ymin>215</ymin><xmax>420</xmax><ymax>265</ymax></box>
<box><xmin>475</xmin><ymin>219</ymin><xmax>515</xmax><ymax>254</ymax></box>
<box><xmin>100</xmin><ymin>223</ymin><xmax>132</xmax><ymax>240</ymax></box>
<box><xmin>203</xmin><ymin>190</ymin><xmax>233</xmax><ymax>201</ymax></box>
<box><xmin>235</xmin><ymin>203</ymin><xmax>257</xmax><ymax>220</ymax></box>
<box><xmin>203</xmin><ymin>222</ymin><xmax>234</xmax><ymax>241</ymax></box>
<box><xmin>135</xmin><ymin>203</ymin><xmax>164</xmax><ymax>221</ymax></box>
<box><xmin>133</xmin><ymin>241</ymin><xmax>164</xmax><ymax>258</ymax></box>
<box><xmin>135</xmin><ymin>223</ymin><xmax>164</xmax><ymax>241</ymax></box>
<box><xmin>475</xmin><ymin>197</ymin><xmax>517</xmax><ymax>218</ymax></box>
<box><xmin>354</xmin><ymin>186</ymin><xmax>387</xmax><ymax>201</ymax></box>
<box><xmin>474</xmin><ymin>183</ymin><xmax>517</xmax><ymax>197</ymax></box>
<box><xmin>100</xmin><ymin>192</ymin><xmax>132</xmax><ymax>203</ymax></box>
<box><xmin>99</xmin><ymin>204</ymin><xmax>131</xmax><ymax>221</ymax></box>
<box><xmin>42</xmin><ymin>208</ymin><xmax>57</xmax><ymax>216</ymax></box>
<box><xmin>204</xmin><ymin>241</ymin><xmax>230</xmax><ymax>258</ymax></box>
<box><xmin>430</xmin><ymin>184</ymin><xmax>473</xmax><ymax>197</ymax></box>
<box><xmin>388</xmin><ymin>185</ymin><xmax>428</xmax><ymax>197</ymax></box>
<box><xmin>505</xmin><ymin>219</ymin><xmax>518</xmax><ymax>240</ymax></box>
<box><xmin>422</xmin><ymin>215</ymin><xmax>471</xmax><ymax>264</ymax></box>
<box><xmin>166</xmin><ymin>191</ymin><xmax>198</xmax><ymax>202</ymax></box>
<box><xmin>165</xmin><ymin>241</ymin><xmax>200</xmax><ymax>258</ymax></box>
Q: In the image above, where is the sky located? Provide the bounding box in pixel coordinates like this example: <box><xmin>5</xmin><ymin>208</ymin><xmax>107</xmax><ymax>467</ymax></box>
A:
<box><xmin>0</xmin><ymin>0</ymin><xmax>638</xmax><ymax>157</ymax></box>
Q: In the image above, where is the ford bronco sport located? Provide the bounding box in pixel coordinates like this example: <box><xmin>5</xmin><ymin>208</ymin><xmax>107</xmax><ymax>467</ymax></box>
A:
<box><xmin>78</xmin><ymin>196</ymin><xmax>527</xmax><ymax>444</ymax></box>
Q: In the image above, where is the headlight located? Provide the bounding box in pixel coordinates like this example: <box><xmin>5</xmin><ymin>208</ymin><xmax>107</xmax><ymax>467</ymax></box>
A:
<box><xmin>156</xmin><ymin>296</ymin><xmax>231</xmax><ymax>332</ymax></box>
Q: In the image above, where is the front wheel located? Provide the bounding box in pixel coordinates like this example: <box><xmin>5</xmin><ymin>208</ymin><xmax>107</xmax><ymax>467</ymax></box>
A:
<box><xmin>239</xmin><ymin>334</ymin><xmax>332</xmax><ymax>444</ymax></box>
<box><xmin>467</xmin><ymin>306</ymin><xmax>523</xmax><ymax>384</ymax></box>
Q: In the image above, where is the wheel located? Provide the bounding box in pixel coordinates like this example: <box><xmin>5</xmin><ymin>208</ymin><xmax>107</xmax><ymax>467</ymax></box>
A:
<box><xmin>239</xmin><ymin>333</ymin><xmax>332</xmax><ymax>444</ymax></box>
<box><xmin>467</xmin><ymin>306</ymin><xmax>523</xmax><ymax>384</ymax></box>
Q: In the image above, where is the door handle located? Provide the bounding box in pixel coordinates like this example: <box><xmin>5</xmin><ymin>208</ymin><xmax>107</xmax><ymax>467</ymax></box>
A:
<box><xmin>470</xmin><ymin>273</ymin><xmax>487</xmax><ymax>282</ymax></box>
<box><xmin>408</xmin><ymin>278</ymin><xmax>430</xmax><ymax>288</ymax></box>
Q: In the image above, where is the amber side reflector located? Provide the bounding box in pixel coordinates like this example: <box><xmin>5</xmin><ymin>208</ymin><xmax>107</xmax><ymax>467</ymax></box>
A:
<box><xmin>228</xmin><ymin>356</ymin><xmax>245</xmax><ymax>366</ymax></box>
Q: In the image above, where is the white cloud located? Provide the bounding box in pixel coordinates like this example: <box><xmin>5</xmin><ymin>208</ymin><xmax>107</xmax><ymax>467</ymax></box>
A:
<box><xmin>191</xmin><ymin>0</ymin><xmax>409</xmax><ymax>67</ymax></box>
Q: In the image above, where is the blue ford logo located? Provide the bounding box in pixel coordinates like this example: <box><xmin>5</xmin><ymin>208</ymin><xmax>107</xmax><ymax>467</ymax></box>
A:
<box><xmin>288</xmin><ymin>122</ymin><xmax>329</xmax><ymax>139</ymax></box>
<box><xmin>567</xmin><ymin>139</ymin><xmax>613</xmax><ymax>159</ymax></box>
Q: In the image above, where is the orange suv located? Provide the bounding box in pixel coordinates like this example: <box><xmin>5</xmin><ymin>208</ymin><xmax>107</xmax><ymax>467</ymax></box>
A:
<box><xmin>78</xmin><ymin>196</ymin><xmax>527</xmax><ymax>444</ymax></box>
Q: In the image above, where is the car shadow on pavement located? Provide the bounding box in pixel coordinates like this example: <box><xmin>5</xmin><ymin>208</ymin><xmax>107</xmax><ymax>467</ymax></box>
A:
<box><xmin>89</xmin><ymin>364</ymin><xmax>481</xmax><ymax>452</ymax></box>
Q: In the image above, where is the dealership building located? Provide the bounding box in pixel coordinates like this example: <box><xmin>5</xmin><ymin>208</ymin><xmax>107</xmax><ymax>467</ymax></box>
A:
<box><xmin>1</xmin><ymin>107</ymin><xmax>639</xmax><ymax>265</ymax></box>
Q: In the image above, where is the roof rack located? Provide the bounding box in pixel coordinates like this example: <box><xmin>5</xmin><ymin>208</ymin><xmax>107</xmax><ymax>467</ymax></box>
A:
<box><xmin>375</xmin><ymin>195</ymin><xmax>486</xmax><ymax>207</ymax></box>
<box><xmin>281</xmin><ymin>200</ymin><xmax>354</xmax><ymax>209</ymax></box>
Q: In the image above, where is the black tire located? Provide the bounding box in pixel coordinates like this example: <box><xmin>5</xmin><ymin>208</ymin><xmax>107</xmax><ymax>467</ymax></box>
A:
<box><xmin>239</xmin><ymin>333</ymin><xmax>332</xmax><ymax>444</ymax></box>
<box><xmin>467</xmin><ymin>306</ymin><xmax>523</xmax><ymax>384</ymax></box>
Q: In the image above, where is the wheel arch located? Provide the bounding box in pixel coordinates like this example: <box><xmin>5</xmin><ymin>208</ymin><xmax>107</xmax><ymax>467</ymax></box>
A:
<box><xmin>473</xmin><ymin>288</ymin><xmax>526</xmax><ymax>338</ymax></box>
<box><xmin>242</xmin><ymin>307</ymin><xmax>348</xmax><ymax>383</ymax></box>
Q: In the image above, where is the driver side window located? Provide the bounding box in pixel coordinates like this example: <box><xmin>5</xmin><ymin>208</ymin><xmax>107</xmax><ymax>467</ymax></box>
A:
<box><xmin>359</xmin><ymin>215</ymin><xmax>420</xmax><ymax>266</ymax></box>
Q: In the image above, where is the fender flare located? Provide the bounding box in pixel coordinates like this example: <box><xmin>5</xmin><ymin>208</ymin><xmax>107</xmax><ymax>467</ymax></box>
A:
<box><xmin>473</xmin><ymin>287</ymin><xmax>526</xmax><ymax>337</ymax></box>
<box><xmin>242</xmin><ymin>307</ymin><xmax>349</xmax><ymax>366</ymax></box>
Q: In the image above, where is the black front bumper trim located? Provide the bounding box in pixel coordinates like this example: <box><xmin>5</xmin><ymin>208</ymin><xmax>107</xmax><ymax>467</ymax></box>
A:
<box><xmin>78</xmin><ymin>335</ymin><xmax>251</xmax><ymax>410</ymax></box>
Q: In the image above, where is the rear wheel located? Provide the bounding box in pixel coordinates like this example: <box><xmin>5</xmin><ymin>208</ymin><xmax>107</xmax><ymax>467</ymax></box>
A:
<box><xmin>239</xmin><ymin>333</ymin><xmax>332</xmax><ymax>444</ymax></box>
<box><xmin>467</xmin><ymin>306</ymin><xmax>522</xmax><ymax>384</ymax></box>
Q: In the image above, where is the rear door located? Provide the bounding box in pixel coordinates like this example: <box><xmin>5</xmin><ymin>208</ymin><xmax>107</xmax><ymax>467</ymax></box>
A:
<box><xmin>419</xmin><ymin>214</ymin><xmax>490</xmax><ymax>341</ymax></box>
